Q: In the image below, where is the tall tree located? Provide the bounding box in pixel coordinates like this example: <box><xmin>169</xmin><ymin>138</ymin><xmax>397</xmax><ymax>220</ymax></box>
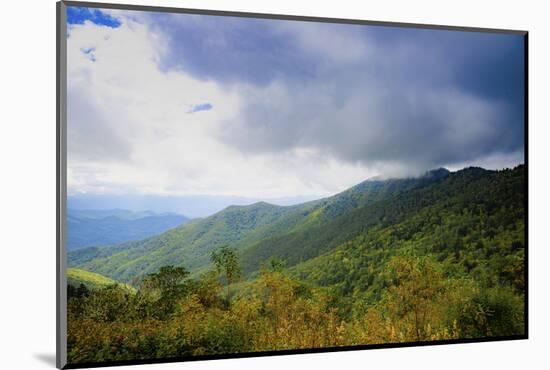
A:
<box><xmin>211</xmin><ymin>245</ymin><xmax>242</xmax><ymax>306</ymax></box>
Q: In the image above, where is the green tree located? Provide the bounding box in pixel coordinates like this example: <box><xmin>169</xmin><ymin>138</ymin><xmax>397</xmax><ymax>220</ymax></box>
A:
<box><xmin>140</xmin><ymin>265</ymin><xmax>191</xmax><ymax>318</ymax></box>
<box><xmin>261</xmin><ymin>256</ymin><xmax>287</xmax><ymax>273</ymax></box>
<box><xmin>211</xmin><ymin>245</ymin><xmax>242</xmax><ymax>306</ymax></box>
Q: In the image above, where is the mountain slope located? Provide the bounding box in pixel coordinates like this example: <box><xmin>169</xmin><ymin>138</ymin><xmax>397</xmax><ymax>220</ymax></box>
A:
<box><xmin>67</xmin><ymin>267</ymin><xmax>135</xmax><ymax>292</ymax></box>
<box><xmin>67</xmin><ymin>210</ymin><xmax>190</xmax><ymax>250</ymax></box>
<box><xmin>258</xmin><ymin>166</ymin><xmax>522</xmax><ymax>272</ymax></box>
<box><xmin>290</xmin><ymin>165</ymin><xmax>525</xmax><ymax>301</ymax></box>
<box><xmin>239</xmin><ymin>169</ymin><xmax>453</xmax><ymax>272</ymax></box>
<box><xmin>68</xmin><ymin>202</ymin><xmax>309</xmax><ymax>281</ymax></box>
<box><xmin>68</xmin><ymin>169</ymin><xmax>451</xmax><ymax>282</ymax></box>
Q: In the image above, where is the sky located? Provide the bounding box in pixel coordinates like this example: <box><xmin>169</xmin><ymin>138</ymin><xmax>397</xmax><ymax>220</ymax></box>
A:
<box><xmin>66</xmin><ymin>6</ymin><xmax>525</xmax><ymax>215</ymax></box>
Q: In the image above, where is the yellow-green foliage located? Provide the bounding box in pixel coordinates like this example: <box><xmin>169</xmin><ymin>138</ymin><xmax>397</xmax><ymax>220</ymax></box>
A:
<box><xmin>67</xmin><ymin>256</ymin><xmax>524</xmax><ymax>364</ymax></box>
<box><xmin>68</xmin><ymin>268</ymin><xmax>135</xmax><ymax>293</ymax></box>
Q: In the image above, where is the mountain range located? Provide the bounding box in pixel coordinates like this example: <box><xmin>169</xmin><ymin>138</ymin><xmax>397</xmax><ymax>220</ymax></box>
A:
<box><xmin>68</xmin><ymin>165</ymin><xmax>525</xmax><ymax>288</ymax></box>
<box><xmin>67</xmin><ymin>209</ymin><xmax>190</xmax><ymax>250</ymax></box>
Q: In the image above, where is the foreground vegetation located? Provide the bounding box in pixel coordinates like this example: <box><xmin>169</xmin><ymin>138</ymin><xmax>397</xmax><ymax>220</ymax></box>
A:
<box><xmin>67</xmin><ymin>166</ymin><xmax>525</xmax><ymax>364</ymax></box>
<box><xmin>68</xmin><ymin>252</ymin><xmax>523</xmax><ymax>364</ymax></box>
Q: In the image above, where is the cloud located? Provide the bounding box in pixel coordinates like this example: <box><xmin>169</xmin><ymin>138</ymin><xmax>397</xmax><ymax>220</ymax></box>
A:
<box><xmin>273</xmin><ymin>21</ymin><xmax>371</xmax><ymax>64</ymax></box>
<box><xmin>140</xmin><ymin>12</ymin><xmax>524</xmax><ymax>177</ymax></box>
<box><xmin>67</xmin><ymin>13</ymin><xmax>363</xmax><ymax>199</ymax></box>
<box><xmin>209</xmin><ymin>24</ymin><xmax>525</xmax><ymax>176</ymax></box>
<box><xmin>66</xmin><ymin>7</ymin><xmax>525</xmax><ymax>200</ymax></box>
<box><xmin>141</xmin><ymin>13</ymin><xmax>323</xmax><ymax>85</ymax></box>
<box><xmin>220</xmin><ymin>80</ymin><xmax>518</xmax><ymax>176</ymax></box>
<box><xmin>67</xmin><ymin>83</ymin><xmax>132</xmax><ymax>162</ymax></box>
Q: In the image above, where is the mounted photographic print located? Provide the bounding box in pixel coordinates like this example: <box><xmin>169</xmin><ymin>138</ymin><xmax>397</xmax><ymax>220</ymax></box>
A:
<box><xmin>56</xmin><ymin>1</ymin><xmax>528</xmax><ymax>368</ymax></box>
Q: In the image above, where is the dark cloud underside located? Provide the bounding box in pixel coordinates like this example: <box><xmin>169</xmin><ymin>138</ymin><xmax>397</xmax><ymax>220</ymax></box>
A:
<box><xmin>144</xmin><ymin>13</ymin><xmax>524</xmax><ymax>173</ymax></box>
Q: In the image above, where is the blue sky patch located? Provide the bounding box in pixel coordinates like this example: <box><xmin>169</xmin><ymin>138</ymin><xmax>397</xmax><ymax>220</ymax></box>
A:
<box><xmin>80</xmin><ymin>47</ymin><xmax>97</xmax><ymax>62</ymax></box>
<box><xmin>188</xmin><ymin>103</ymin><xmax>213</xmax><ymax>114</ymax></box>
<box><xmin>67</xmin><ymin>7</ymin><xmax>121</xmax><ymax>28</ymax></box>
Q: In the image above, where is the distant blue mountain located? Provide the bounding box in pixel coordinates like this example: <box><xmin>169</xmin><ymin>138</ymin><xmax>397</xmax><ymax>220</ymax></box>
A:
<box><xmin>67</xmin><ymin>209</ymin><xmax>190</xmax><ymax>250</ymax></box>
<box><xmin>68</xmin><ymin>208</ymin><xmax>177</xmax><ymax>220</ymax></box>
<box><xmin>67</xmin><ymin>194</ymin><xmax>320</xmax><ymax>218</ymax></box>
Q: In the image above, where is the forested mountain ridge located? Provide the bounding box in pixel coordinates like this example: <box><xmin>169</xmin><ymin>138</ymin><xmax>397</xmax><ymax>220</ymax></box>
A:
<box><xmin>68</xmin><ymin>166</ymin><xmax>524</xmax><ymax>286</ymax></box>
<box><xmin>241</xmin><ymin>166</ymin><xmax>522</xmax><ymax>274</ymax></box>
<box><xmin>313</xmin><ymin>167</ymin><xmax>450</xmax><ymax>222</ymax></box>
<box><xmin>68</xmin><ymin>201</ymin><xmax>311</xmax><ymax>281</ymax></box>
<box><xmin>68</xmin><ymin>168</ymin><xmax>452</xmax><ymax>282</ymax></box>
<box><xmin>290</xmin><ymin>165</ymin><xmax>525</xmax><ymax>305</ymax></box>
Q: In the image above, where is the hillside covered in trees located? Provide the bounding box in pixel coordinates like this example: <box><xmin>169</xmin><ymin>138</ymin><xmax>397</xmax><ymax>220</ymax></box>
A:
<box><xmin>66</xmin><ymin>165</ymin><xmax>526</xmax><ymax>365</ymax></box>
<box><xmin>68</xmin><ymin>168</ymin><xmax>450</xmax><ymax>281</ymax></box>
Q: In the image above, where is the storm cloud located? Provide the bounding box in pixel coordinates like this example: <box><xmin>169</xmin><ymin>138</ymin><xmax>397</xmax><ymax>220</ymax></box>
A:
<box><xmin>66</xmin><ymin>7</ymin><xmax>525</xmax><ymax>199</ymax></box>
<box><xmin>148</xmin><ymin>15</ymin><xmax>524</xmax><ymax>174</ymax></box>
